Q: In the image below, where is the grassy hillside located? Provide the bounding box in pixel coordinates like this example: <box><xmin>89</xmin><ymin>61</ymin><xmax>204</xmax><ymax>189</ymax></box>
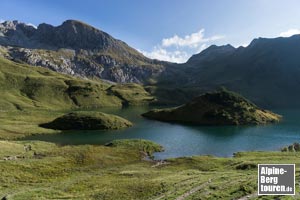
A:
<box><xmin>40</xmin><ymin>111</ymin><xmax>133</xmax><ymax>130</ymax></box>
<box><xmin>143</xmin><ymin>89</ymin><xmax>281</xmax><ymax>125</ymax></box>
<box><xmin>0</xmin><ymin>139</ymin><xmax>299</xmax><ymax>199</ymax></box>
<box><xmin>0</xmin><ymin>57</ymin><xmax>154</xmax><ymax>111</ymax></box>
<box><xmin>0</xmin><ymin>57</ymin><xmax>155</xmax><ymax>139</ymax></box>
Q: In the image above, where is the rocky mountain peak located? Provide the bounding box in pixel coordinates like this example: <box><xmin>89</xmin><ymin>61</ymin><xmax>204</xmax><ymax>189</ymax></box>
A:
<box><xmin>61</xmin><ymin>19</ymin><xmax>94</xmax><ymax>29</ymax></box>
<box><xmin>37</xmin><ymin>23</ymin><xmax>54</xmax><ymax>30</ymax></box>
<box><xmin>53</xmin><ymin>19</ymin><xmax>113</xmax><ymax>50</ymax></box>
<box><xmin>1</xmin><ymin>20</ymin><xmax>19</xmax><ymax>28</ymax></box>
<box><xmin>187</xmin><ymin>44</ymin><xmax>236</xmax><ymax>64</ymax></box>
<box><xmin>202</xmin><ymin>44</ymin><xmax>235</xmax><ymax>54</ymax></box>
<box><xmin>0</xmin><ymin>19</ymin><xmax>165</xmax><ymax>83</ymax></box>
<box><xmin>58</xmin><ymin>19</ymin><xmax>101</xmax><ymax>37</ymax></box>
<box><xmin>0</xmin><ymin>20</ymin><xmax>36</xmax><ymax>46</ymax></box>
<box><xmin>247</xmin><ymin>37</ymin><xmax>267</xmax><ymax>48</ymax></box>
<box><xmin>0</xmin><ymin>19</ymin><xmax>120</xmax><ymax>50</ymax></box>
<box><xmin>0</xmin><ymin>20</ymin><xmax>35</xmax><ymax>33</ymax></box>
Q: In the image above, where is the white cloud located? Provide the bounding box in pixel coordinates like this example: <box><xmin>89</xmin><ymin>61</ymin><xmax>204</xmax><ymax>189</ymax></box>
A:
<box><xmin>139</xmin><ymin>47</ymin><xmax>189</xmax><ymax>63</ymax></box>
<box><xmin>140</xmin><ymin>29</ymin><xmax>224</xmax><ymax>63</ymax></box>
<box><xmin>0</xmin><ymin>19</ymin><xmax>4</xmax><ymax>23</ymax></box>
<box><xmin>279</xmin><ymin>29</ymin><xmax>300</xmax><ymax>37</ymax></box>
<box><xmin>162</xmin><ymin>29</ymin><xmax>224</xmax><ymax>48</ymax></box>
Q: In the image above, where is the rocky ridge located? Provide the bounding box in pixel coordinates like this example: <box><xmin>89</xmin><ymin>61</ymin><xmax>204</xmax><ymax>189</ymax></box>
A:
<box><xmin>0</xmin><ymin>20</ymin><xmax>165</xmax><ymax>83</ymax></box>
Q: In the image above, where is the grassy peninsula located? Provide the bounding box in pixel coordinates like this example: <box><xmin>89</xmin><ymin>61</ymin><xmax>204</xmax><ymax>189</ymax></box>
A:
<box><xmin>142</xmin><ymin>89</ymin><xmax>281</xmax><ymax>125</ymax></box>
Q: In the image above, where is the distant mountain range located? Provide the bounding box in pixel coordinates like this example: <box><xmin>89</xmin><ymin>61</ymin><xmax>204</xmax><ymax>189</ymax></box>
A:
<box><xmin>1</xmin><ymin>19</ymin><xmax>300</xmax><ymax>107</ymax></box>
<box><xmin>160</xmin><ymin>35</ymin><xmax>300</xmax><ymax>107</ymax></box>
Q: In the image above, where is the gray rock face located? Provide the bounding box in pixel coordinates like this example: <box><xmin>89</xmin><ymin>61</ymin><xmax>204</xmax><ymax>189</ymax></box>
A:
<box><xmin>0</xmin><ymin>20</ymin><xmax>165</xmax><ymax>83</ymax></box>
<box><xmin>0</xmin><ymin>20</ymin><xmax>36</xmax><ymax>47</ymax></box>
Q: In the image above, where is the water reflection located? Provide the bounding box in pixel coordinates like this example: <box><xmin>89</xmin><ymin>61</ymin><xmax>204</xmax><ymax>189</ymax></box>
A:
<box><xmin>22</xmin><ymin>107</ymin><xmax>300</xmax><ymax>159</ymax></box>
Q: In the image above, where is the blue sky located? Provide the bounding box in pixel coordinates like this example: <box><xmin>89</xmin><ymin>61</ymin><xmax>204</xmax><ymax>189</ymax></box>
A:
<box><xmin>1</xmin><ymin>0</ymin><xmax>300</xmax><ymax>63</ymax></box>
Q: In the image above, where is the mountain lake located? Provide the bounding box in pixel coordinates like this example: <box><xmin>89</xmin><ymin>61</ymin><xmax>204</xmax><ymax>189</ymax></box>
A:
<box><xmin>22</xmin><ymin>106</ymin><xmax>300</xmax><ymax>159</ymax></box>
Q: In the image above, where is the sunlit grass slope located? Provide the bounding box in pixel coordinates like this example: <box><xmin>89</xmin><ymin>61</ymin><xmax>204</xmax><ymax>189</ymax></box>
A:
<box><xmin>0</xmin><ymin>140</ymin><xmax>299</xmax><ymax>200</ymax></box>
<box><xmin>0</xmin><ymin>57</ymin><xmax>153</xmax><ymax>111</ymax></box>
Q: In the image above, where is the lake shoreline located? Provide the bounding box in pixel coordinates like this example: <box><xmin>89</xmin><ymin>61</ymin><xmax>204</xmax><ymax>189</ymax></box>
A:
<box><xmin>1</xmin><ymin>139</ymin><xmax>299</xmax><ymax>199</ymax></box>
<box><xmin>2</xmin><ymin>107</ymin><xmax>300</xmax><ymax>159</ymax></box>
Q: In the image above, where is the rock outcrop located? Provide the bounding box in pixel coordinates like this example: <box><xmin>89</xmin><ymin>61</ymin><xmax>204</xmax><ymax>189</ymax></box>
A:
<box><xmin>0</xmin><ymin>20</ymin><xmax>165</xmax><ymax>83</ymax></box>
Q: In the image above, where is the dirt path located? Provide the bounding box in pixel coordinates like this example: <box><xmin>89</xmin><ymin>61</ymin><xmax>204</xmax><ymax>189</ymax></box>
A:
<box><xmin>236</xmin><ymin>192</ymin><xmax>258</xmax><ymax>200</ymax></box>
<box><xmin>175</xmin><ymin>179</ymin><xmax>212</xmax><ymax>200</ymax></box>
<box><xmin>153</xmin><ymin>179</ymin><xmax>211</xmax><ymax>200</ymax></box>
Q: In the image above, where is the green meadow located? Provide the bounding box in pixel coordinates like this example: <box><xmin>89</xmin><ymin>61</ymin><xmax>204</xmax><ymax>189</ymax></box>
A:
<box><xmin>0</xmin><ymin>57</ymin><xmax>299</xmax><ymax>199</ymax></box>
<box><xmin>0</xmin><ymin>139</ymin><xmax>299</xmax><ymax>199</ymax></box>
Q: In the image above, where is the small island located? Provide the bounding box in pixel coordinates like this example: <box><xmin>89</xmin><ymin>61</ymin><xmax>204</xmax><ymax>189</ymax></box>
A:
<box><xmin>142</xmin><ymin>89</ymin><xmax>281</xmax><ymax>125</ymax></box>
<box><xmin>40</xmin><ymin>111</ymin><xmax>132</xmax><ymax>130</ymax></box>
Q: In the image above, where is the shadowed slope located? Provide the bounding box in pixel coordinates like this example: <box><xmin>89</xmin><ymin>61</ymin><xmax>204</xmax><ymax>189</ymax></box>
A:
<box><xmin>142</xmin><ymin>89</ymin><xmax>281</xmax><ymax>125</ymax></box>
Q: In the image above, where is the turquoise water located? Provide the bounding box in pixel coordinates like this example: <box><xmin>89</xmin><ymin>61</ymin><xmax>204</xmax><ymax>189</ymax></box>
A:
<box><xmin>23</xmin><ymin>107</ymin><xmax>300</xmax><ymax>159</ymax></box>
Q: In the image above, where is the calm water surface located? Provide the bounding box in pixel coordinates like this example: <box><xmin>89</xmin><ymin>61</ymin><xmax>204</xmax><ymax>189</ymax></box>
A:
<box><xmin>23</xmin><ymin>107</ymin><xmax>300</xmax><ymax>159</ymax></box>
